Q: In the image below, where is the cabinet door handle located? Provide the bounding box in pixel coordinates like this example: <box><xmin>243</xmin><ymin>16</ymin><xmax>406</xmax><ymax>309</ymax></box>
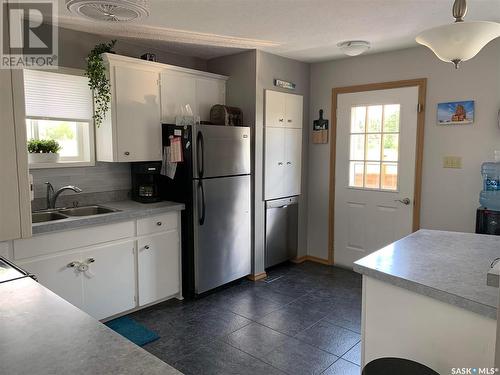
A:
<box><xmin>287</xmin><ymin>161</ymin><xmax>292</xmax><ymax>165</ymax></box>
<box><xmin>124</xmin><ymin>151</ymin><xmax>130</xmax><ymax>156</ymax></box>
<box><xmin>287</xmin><ymin>119</ymin><xmax>292</xmax><ymax>123</ymax></box>
<box><xmin>144</xmin><ymin>245</ymin><xmax>150</xmax><ymax>250</ymax></box>
<box><xmin>87</xmin><ymin>258</ymin><xmax>95</xmax><ymax>263</ymax></box>
<box><xmin>156</xmin><ymin>221</ymin><xmax>162</xmax><ymax>226</ymax></box>
<box><xmin>67</xmin><ymin>261</ymin><xmax>78</xmax><ymax>268</ymax></box>
<box><xmin>278</xmin><ymin>118</ymin><xmax>284</xmax><ymax>122</ymax></box>
<box><xmin>278</xmin><ymin>162</ymin><xmax>283</xmax><ymax>166</ymax></box>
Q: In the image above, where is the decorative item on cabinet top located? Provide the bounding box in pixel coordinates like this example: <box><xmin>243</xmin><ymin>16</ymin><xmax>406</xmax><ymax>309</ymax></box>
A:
<box><xmin>274</xmin><ymin>79</ymin><xmax>296</xmax><ymax>90</ymax></box>
<box><xmin>312</xmin><ymin>109</ymin><xmax>329</xmax><ymax>144</ymax></box>
<box><xmin>210</xmin><ymin>105</ymin><xmax>243</xmax><ymax>126</ymax></box>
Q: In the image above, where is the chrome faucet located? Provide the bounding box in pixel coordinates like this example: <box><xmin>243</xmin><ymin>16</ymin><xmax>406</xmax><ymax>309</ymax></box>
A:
<box><xmin>45</xmin><ymin>182</ymin><xmax>82</xmax><ymax>209</ymax></box>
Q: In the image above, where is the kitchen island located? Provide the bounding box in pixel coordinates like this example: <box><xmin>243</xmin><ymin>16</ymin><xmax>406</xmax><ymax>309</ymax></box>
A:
<box><xmin>353</xmin><ymin>229</ymin><xmax>499</xmax><ymax>374</ymax></box>
<box><xmin>0</xmin><ymin>276</ymin><xmax>182</xmax><ymax>375</ymax></box>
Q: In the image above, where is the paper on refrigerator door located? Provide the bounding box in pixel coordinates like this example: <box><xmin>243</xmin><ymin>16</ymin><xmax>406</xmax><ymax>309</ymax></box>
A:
<box><xmin>160</xmin><ymin>146</ymin><xmax>177</xmax><ymax>179</ymax></box>
<box><xmin>169</xmin><ymin>136</ymin><xmax>183</xmax><ymax>162</ymax></box>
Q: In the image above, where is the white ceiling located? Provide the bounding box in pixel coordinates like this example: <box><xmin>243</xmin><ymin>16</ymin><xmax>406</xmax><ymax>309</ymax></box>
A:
<box><xmin>56</xmin><ymin>0</ymin><xmax>500</xmax><ymax>62</ymax></box>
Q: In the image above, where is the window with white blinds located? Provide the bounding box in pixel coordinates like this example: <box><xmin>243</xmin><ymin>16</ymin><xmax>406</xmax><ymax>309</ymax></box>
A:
<box><xmin>24</xmin><ymin>69</ymin><xmax>95</xmax><ymax>166</ymax></box>
<box><xmin>24</xmin><ymin>69</ymin><xmax>93</xmax><ymax>120</ymax></box>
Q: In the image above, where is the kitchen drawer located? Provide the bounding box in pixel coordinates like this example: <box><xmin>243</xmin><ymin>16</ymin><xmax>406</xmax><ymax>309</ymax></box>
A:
<box><xmin>137</xmin><ymin>212</ymin><xmax>177</xmax><ymax>236</ymax></box>
<box><xmin>14</xmin><ymin>221</ymin><xmax>135</xmax><ymax>260</ymax></box>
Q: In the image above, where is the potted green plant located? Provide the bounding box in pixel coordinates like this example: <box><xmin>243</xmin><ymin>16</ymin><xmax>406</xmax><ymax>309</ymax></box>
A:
<box><xmin>27</xmin><ymin>139</ymin><xmax>61</xmax><ymax>164</ymax></box>
<box><xmin>85</xmin><ymin>40</ymin><xmax>116</xmax><ymax>128</ymax></box>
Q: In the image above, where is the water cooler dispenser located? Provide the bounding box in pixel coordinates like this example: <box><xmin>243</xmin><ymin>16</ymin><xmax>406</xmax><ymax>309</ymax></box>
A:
<box><xmin>476</xmin><ymin>156</ymin><xmax>500</xmax><ymax>235</ymax></box>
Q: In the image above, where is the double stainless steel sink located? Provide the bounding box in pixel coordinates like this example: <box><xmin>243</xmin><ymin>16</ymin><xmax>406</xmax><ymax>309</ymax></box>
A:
<box><xmin>32</xmin><ymin>205</ymin><xmax>120</xmax><ymax>223</ymax></box>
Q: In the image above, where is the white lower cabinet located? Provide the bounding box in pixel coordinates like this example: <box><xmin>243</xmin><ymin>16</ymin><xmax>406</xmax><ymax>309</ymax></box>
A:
<box><xmin>15</xmin><ymin>213</ymin><xmax>181</xmax><ymax>320</ymax></box>
<box><xmin>19</xmin><ymin>252</ymin><xmax>84</xmax><ymax>310</ymax></box>
<box><xmin>81</xmin><ymin>240</ymin><xmax>136</xmax><ymax>320</ymax></box>
<box><xmin>137</xmin><ymin>231</ymin><xmax>180</xmax><ymax>306</ymax></box>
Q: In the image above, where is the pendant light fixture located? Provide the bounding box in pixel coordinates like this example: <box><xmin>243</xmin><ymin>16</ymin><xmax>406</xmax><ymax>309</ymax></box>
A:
<box><xmin>416</xmin><ymin>0</ymin><xmax>500</xmax><ymax>68</ymax></box>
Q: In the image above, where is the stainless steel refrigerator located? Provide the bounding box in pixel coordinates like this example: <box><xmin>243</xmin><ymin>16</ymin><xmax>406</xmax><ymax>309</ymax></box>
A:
<box><xmin>161</xmin><ymin>124</ymin><xmax>251</xmax><ymax>296</ymax></box>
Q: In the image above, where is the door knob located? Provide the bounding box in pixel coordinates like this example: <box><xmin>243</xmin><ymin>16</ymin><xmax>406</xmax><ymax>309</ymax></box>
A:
<box><xmin>124</xmin><ymin>151</ymin><xmax>130</xmax><ymax>156</ymax></box>
<box><xmin>395</xmin><ymin>198</ymin><xmax>411</xmax><ymax>205</ymax></box>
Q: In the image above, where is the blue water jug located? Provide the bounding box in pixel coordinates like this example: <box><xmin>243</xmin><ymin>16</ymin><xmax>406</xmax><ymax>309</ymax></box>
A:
<box><xmin>480</xmin><ymin>162</ymin><xmax>500</xmax><ymax>210</ymax></box>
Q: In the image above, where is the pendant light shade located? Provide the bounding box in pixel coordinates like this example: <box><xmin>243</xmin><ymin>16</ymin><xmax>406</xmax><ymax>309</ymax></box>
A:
<box><xmin>417</xmin><ymin>21</ymin><xmax>500</xmax><ymax>68</ymax></box>
<box><xmin>415</xmin><ymin>0</ymin><xmax>500</xmax><ymax>68</ymax></box>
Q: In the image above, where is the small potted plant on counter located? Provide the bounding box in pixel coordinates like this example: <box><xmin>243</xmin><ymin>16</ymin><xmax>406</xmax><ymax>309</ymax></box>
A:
<box><xmin>27</xmin><ymin>139</ymin><xmax>61</xmax><ymax>164</ymax></box>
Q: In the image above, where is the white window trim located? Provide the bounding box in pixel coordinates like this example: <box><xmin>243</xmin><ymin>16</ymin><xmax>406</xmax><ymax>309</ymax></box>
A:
<box><xmin>22</xmin><ymin>67</ymin><xmax>96</xmax><ymax>169</ymax></box>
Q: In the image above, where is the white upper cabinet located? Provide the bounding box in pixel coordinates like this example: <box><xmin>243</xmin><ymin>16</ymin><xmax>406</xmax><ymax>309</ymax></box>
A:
<box><xmin>161</xmin><ymin>72</ymin><xmax>196</xmax><ymax>124</ymax></box>
<box><xmin>113</xmin><ymin>65</ymin><xmax>162</xmax><ymax>162</ymax></box>
<box><xmin>195</xmin><ymin>77</ymin><xmax>226</xmax><ymax>122</ymax></box>
<box><xmin>160</xmin><ymin>73</ymin><xmax>226</xmax><ymax>124</ymax></box>
<box><xmin>97</xmin><ymin>54</ymin><xmax>227</xmax><ymax>162</ymax></box>
<box><xmin>265</xmin><ymin>90</ymin><xmax>303</xmax><ymax>128</ymax></box>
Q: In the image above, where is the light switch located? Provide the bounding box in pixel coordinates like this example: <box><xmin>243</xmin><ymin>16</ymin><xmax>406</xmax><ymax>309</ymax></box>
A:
<box><xmin>443</xmin><ymin>156</ymin><xmax>462</xmax><ymax>169</ymax></box>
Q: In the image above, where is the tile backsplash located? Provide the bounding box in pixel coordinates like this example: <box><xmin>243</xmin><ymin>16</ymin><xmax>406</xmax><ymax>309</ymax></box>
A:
<box><xmin>30</xmin><ymin>162</ymin><xmax>131</xmax><ymax>210</ymax></box>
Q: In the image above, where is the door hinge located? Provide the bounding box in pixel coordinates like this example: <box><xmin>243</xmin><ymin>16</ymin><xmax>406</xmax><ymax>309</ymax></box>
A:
<box><xmin>417</xmin><ymin>103</ymin><xmax>423</xmax><ymax>113</ymax></box>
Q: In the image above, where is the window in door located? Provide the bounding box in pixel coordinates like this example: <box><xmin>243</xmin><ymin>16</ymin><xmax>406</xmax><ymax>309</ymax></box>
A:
<box><xmin>23</xmin><ymin>69</ymin><xmax>94</xmax><ymax>167</ymax></box>
<box><xmin>349</xmin><ymin>104</ymin><xmax>400</xmax><ymax>191</ymax></box>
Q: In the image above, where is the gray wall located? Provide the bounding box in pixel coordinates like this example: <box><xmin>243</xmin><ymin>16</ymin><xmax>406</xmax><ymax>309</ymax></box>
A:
<box><xmin>58</xmin><ymin>27</ymin><xmax>207</xmax><ymax>71</ymax></box>
<box><xmin>307</xmin><ymin>41</ymin><xmax>500</xmax><ymax>261</ymax></box>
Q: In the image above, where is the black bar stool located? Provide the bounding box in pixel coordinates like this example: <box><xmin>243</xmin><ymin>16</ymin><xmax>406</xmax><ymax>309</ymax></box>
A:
<box><xmin>362</xmin><ymin>357</ymin><xmax>439</xmax><ymax>375</ymax></box>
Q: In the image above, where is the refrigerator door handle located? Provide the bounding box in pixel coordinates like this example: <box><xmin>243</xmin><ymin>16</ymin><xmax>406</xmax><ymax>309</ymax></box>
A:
<box><xmin>197</xmin><ymin>180</ymin><xmax>206</xmax><ymax>225</ymax></box>
<box><xmin>196</xmin><ymin>131</ymin><xmax>204</xmax><ymax>178</ymax></box>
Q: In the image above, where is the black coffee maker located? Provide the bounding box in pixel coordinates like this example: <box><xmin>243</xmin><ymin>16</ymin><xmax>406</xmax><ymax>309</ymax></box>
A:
<box><xmin>131</xmin><ymin>162</ymin><xmax>162</xmax><ymax>203</ymax></box>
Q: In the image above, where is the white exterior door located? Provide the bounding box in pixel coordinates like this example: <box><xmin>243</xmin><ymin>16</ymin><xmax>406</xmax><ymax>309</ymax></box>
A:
<box><xmin>334</xmin><ymin>87</ymin><xmax>419</xmax><ymax>267</ymax></box>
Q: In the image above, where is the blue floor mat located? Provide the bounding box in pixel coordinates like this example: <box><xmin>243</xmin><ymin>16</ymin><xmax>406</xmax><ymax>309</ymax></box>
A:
<box><xmin>105</xmin><ymin>316</ymin><xmax>160</xmax><ymax>346</ymax></box>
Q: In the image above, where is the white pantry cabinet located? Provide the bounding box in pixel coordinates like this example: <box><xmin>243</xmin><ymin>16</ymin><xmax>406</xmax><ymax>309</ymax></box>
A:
<box><xmin>264</xmin><ymin>90</ymin><xmax>303</xmax><ymax>200</ymax></box>
<box><xmin>15</xmin><ymin>211</ymin><xmax>182</xmax><ymax>320</ymax></box>
<box><xmin>264</xmin><ymin>128</ymin><xmax>303</xmax><ymax>200</ymax></box>
<box><xmin>265</xmin><ymin>90</ymin><xmax>303</xmax><ymax>129</ymax></box>
<box><xmin>97</xmin><ymin>53</ymin><xmax>227</xmax><ymax>162</ymax></box>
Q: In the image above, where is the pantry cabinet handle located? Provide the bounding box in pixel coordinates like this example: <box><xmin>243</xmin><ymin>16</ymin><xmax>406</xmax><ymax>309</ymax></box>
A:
<box><xmin>156</xmin><ymin>221</ymin><xmax>162</xmax><ymax>226</ymax></box>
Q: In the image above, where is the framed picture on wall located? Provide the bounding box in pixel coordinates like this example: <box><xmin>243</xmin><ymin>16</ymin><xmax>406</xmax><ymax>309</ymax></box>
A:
<box><xmin>437</xmin><ymin>100</ymin><xmax>474</xmax><ymax>125</ymax></box>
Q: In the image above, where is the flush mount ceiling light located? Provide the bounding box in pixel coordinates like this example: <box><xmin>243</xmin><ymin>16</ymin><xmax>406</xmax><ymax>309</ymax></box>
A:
<box><xmin>337</xmin><ymin>41</ymin><xmax>371</xmax><ymax>57</ymax></box>
<box><xmin>66</xmin><ymin>0</ymin><xmax>150</xmax><ymax>22</ymax></box>
<box><xmin>416</xmin><ymin>0</ymin><xmax>500</xmax><ymax>69</ymax></box>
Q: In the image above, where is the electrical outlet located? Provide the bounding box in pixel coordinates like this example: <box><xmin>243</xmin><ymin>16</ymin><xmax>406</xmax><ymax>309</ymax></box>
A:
<box><xmin>443</xmin><ymin>156</ymin><xmax>462</xmax><ymax>169</ymax></box>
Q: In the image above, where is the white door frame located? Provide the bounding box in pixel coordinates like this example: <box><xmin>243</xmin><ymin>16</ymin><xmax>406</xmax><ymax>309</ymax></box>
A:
<box><xmin>328</xmin><ymin>79</ymin><xmax>427</xmax><ymax>265</ymax></box>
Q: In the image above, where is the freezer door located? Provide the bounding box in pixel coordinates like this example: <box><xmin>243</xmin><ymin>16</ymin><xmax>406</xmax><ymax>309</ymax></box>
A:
<box><xmin>193</xmin><ymin>125</ymin><xmax>251</xmax><ymax>179</ymax></box>
<box><xmin>193</xmin><ymin>175</ymin><xmax>251</xmax><ymax>293</ymax></box>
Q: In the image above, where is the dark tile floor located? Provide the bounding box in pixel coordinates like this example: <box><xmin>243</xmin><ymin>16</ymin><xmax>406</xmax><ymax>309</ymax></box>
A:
<box><xmin>129</xmin><ymin>261</ymin><xmax>362</xmax><ymax>375</ymax></box>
